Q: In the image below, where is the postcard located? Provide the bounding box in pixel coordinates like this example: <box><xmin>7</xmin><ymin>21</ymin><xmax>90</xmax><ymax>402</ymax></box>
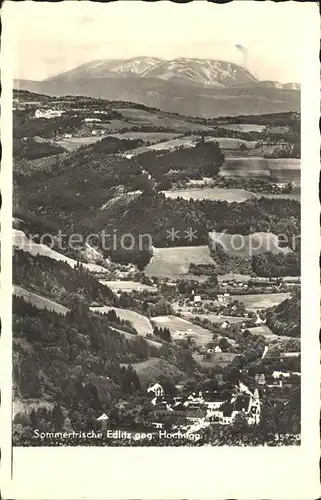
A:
<box><xmin>1</xmin><ymin>1</ymin><xmax>320</xmax><ymax>498</ymax></box>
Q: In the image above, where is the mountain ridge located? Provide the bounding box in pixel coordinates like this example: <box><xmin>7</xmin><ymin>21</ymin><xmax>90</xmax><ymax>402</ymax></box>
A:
<box><xmin>44</xmin><ymin>56</ymin><xmax>259</xmax><ymax>87</ymax></box>
<box><xmin>14</xmin><ymin>56</ymin><xmax>300</xmax><ymax>118</ymax></box>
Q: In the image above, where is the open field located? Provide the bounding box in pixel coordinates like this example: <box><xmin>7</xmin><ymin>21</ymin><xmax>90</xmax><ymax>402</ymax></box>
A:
<box><xmin>193</xmin><ymin>136</ymin><xmax>256</xmax><ymax>150</ymax></box>
<box><xmin>209</xmin><ymin>231</ymin><xmax>292</xmax><ymax>257</ymax></box>
<box><xmin>57</xmin><ymin>136</ymin><xmax>104</xmax><ymax>152</ymax></box>
<box><xmin>145</xmin><ymin>246</ymin><xmax>215</xmax><ymax>277</ymax></box>
<box><xmin>118</xmin><ymin>108</ymin><xmax>213</xmax><ymax>132</ymax></box>
<box><xmin>124</xmin><ymin>135</ymin><xmax>257</xmax><ymax>157</ymax></box>
<box><xmin>90</xmin><ymin>306</ymin><xmax>153</xmax><ymax>336</ymax></box>
<box><xmin>151</xmin><ymin>315</ymin><xmax>213</xmax><ymax>346</ymax></box>
<box><xmin>248</xmin><ymin>325</ymin><xmax>279</xmax><ymax>340</ymax></box>
<box><xmin>163</xmin><ymin>187</ymin><xmax>253</xmax><ymax>203</ymax></box>
<box><xmin>193</xmin><ymin>352</ymin><xmax>237</xmax><ymax>368</ymax></box>
<box><xmin>97</xmin><ymin>119</ymin><xmax>137</xmax><ymax>132</ymax></box>
<box><xmin>232</xmin><ymin>292</ymin><xmax>291</xmax><ymax>311</ymax></box>
<box><xmin>221</xmin><ymin>157</ymin><xmax>300</xmax><ymax>187</ymax></box>
<box><xmin>120</xmin><ymin>357</ymin><xmax>186</xmax><ymax>385</ymax></box>
<box><xmin>219</xmin><ymin>124</ymin><xmax>266</xmax><ymax>133</ymax></box>
<box><xmin>110</xmin><ymin>326</ymin><xmax>162</xmax><ymax>349</ymax></box>
<box><xmin>13</xmin><ymin>229</ymin><xmax>109</xmax><ymax>274</ymax></box>
<box><xmin>217</xmin><ymin>273</ymin><xmax>251</xmax><ymax>282</ymax></box>
<box><xmin>107</xmin><ymin>132</ymin><xmax>180</xmax><ymax>143</ymax></box>
<box><xmin>99</xmin><ymin>280</ymin><xmax>158</xmax><ymax>293</ymax></box>
<box><xmin>13</xmin><ymin>285</ymin><xmax>69</xmax><ymax>315</ymax></box>
<box><xmin>182</xmin><ymin>312</ymin><xmax>244</xmax><ymax>327</ymax></box>
<box><xmin>122</xmin><ymin>137</ymin><xmax>196</xmax><ymax>156</ymax></box>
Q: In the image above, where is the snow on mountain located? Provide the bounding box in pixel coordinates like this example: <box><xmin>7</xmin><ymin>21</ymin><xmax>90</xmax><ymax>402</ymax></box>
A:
<box><xmin>47</xmin><ymin>57</ymin><xmax>258</xmax><ymax>87</ymax></box>
<box><xmin>110</xmin><ymin>56</ymin><xmax>163</xmax><ymax>76</ymax></box>
<box><xmin>141</xmin><ymin>58</ymin><xmax>257</xmax><ymax>86</ymax></box>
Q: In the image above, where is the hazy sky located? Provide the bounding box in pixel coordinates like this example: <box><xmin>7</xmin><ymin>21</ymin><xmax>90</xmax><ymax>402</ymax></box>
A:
<box><xmin>5</xmin><ymin>0</ymin><xmax>316</xmax><ymax>83</ymax></box>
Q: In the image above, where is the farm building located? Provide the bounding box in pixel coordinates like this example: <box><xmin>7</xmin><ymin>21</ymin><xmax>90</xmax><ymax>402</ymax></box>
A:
<box><xmin>35</xmin><ymin>108</ymin><xmax>63</xmax><ymax>119</ymax></box>
<box><xmin>85</xmin><ymin>118</ymin><xmax>102</xmax><ymax>123</ymax></box>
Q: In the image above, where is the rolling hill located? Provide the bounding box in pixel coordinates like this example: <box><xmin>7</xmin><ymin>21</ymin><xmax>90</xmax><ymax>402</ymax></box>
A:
<box><xmin>14</xmin><ymin>57</ymin><xmax>300</xmax><ymax>118</ymax></box>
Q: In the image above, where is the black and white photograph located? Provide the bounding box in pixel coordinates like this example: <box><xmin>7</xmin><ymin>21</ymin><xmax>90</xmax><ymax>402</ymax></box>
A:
<box><xmin>1</xmin><ymin>3</ymin><xmax>320</xmax><ymax>497</ymax></box>
<box><xmin>9</xmin><ymin>0</ymin><xmax>306</xmax><ymax>449</ymax></box>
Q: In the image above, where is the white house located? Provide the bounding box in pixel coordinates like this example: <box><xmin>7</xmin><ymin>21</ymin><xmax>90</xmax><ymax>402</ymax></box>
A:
<box><xmin>214</xmin><ymin>346</ymin><xmax>222</xmax><ymax>353</ymax></box>
<box><xmin>96</xmin><ymin>413</ymin><xmax>109</xmax><ymax>429</ymax></box>
<box><xmin>272</xmin><ymin>371</ymin><xmax>291</xmax><ymax>379</ymax></box>
<box><xmin>151</xmin><ymin>422</ymin><xmax>164</xmax><ymax>429</ymax></box>
<box><xmin>272</xmin><ymin>371</ymin><xmax>300</xmax><ymax>379</ymax></box>
<box><xmin>147</xmin><ymin>382</ymin><xmax>164</xmax><ymax>397</ymax></box>
<box><xmin>255</xmin><ymin>315</ymin><xmax>265</xmax><ymax>325</ymax></box>
<box><xmin>35</xmin><ymin>109</ymin><xmax>63</xmax><ymax>119</ymax></box>
<box><xmin>194</xmin><ymin>295</ymin><xmax>202</xmax><ymax>303</ymax></box>
<box><xmin>205</xmin><ymin>400</ymin><xmax>224</xmax><ymax>411</ymax></box>
<box><xmin>221</xmin><ymin>320</ymin><xmax>230</xmax><ymax>329</ymax></box>
<box><xmin>85</xmin><ymin>118</ymin><xmax>102</xmax><ymax>123</ymax></box>
<box><xmin>96</xmin><ymin>413</ymin><xmax>109</xmax><ymax>422</ymax></box>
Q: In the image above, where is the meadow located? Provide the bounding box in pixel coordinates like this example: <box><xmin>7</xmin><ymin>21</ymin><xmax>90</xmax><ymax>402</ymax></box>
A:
<box><xmin>107</xmin><ymin>132</ymin><xmax>180</xmax><ymax>143</ymax></box>
<box><xmin>151</xmin><ymin>315</ymin><xmax>213</xmax><ymax>346</ymax></box>
<box><xmin>232</xmin><ymin>292</ymin><xmax>291</xmax><ymax>311</ymax></box>
<box><xmin>120</xmin><ymin>357</ymin><xmax>186</xmax><ymax>385</ymax></box>
<box><xmin>145</xmin><ymin>246</ymin><xmax>215</xmax><ymax>277</ymax></box>
<box><xmin>90</xmin><ymin>306</ymin><xmax>153</xmax><ymax>336</ymax></box>
<box><xmin>118</xmin><ymin>108</ymin><xmax>212</xmax><ymax>131</ymax></box>
<box><xmin>219</xmin><ymin>124</ymin><xmax>266</xmax><ymax>133</ymax></box>
<box><xmin>99</xmin><ymin>280</ymin><xmax>157</xmax><ymax>293</ymax></box>
<box><xmin>221</xmin><ymin>157</ymin><xmax>301</xmax><ymax>187</ymax></box>
<box><xmin>209</xmin><ymin>231</ymin><xmax>292</xmax><ymax>258</ymax></box>
<box><xmin>13</xmin><ymin>285</ymin><xmax>69</xmax><ymax>316</ymax></box>
<box><xmin>182</xmin><ymin>312</ymin><xmax>245</xmax><ymax>326</ymax></box>
<box><xmin>57</xmin><ymin>136</ymin><xmax>104</xmax><ymax>152</ymax></box>
<box><xmin>13</xmin><ymin>229</ymin><xmax>109</xmax><ymax>274</ymax></box>
<box><xmin>123</xmin><ymin>135</ymin><xmax>257</xmax><ymax>157</ymax></box>
<box><xmin>248</xmin><ymin>325</ymin><xmax>279</xmax><ymax>340</ymax></box>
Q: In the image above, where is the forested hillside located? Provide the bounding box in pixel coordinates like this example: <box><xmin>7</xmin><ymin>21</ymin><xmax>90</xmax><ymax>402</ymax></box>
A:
<box><xmin>266</xmin><ymin>289</ymin><xmax>300</xmax><ymax>337</ymax></box>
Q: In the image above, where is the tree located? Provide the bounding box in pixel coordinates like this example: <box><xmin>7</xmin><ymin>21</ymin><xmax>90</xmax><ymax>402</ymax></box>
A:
<box><xmin>52</xmin><ymin>403</ymin><xmax>65</xmax><ymax>430</ymax></box>
<box><xmin>159</xmin><ymin>377</ymin><xmax>177</xmax><ymax>397</ymax></box>
<box><xmin>219</xmin><ymin>337</ymin><xmax>231</xmax><ymax>352</ymax></box>
<box><xmin>30</xmin><ymin>408</ymin><xmax>38</xmax><ymax>428</ymax></box>
<box><xmin>232</xmin><ymin>412</ymin><xmax>249</xmax><ymax>431</ymax></box>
